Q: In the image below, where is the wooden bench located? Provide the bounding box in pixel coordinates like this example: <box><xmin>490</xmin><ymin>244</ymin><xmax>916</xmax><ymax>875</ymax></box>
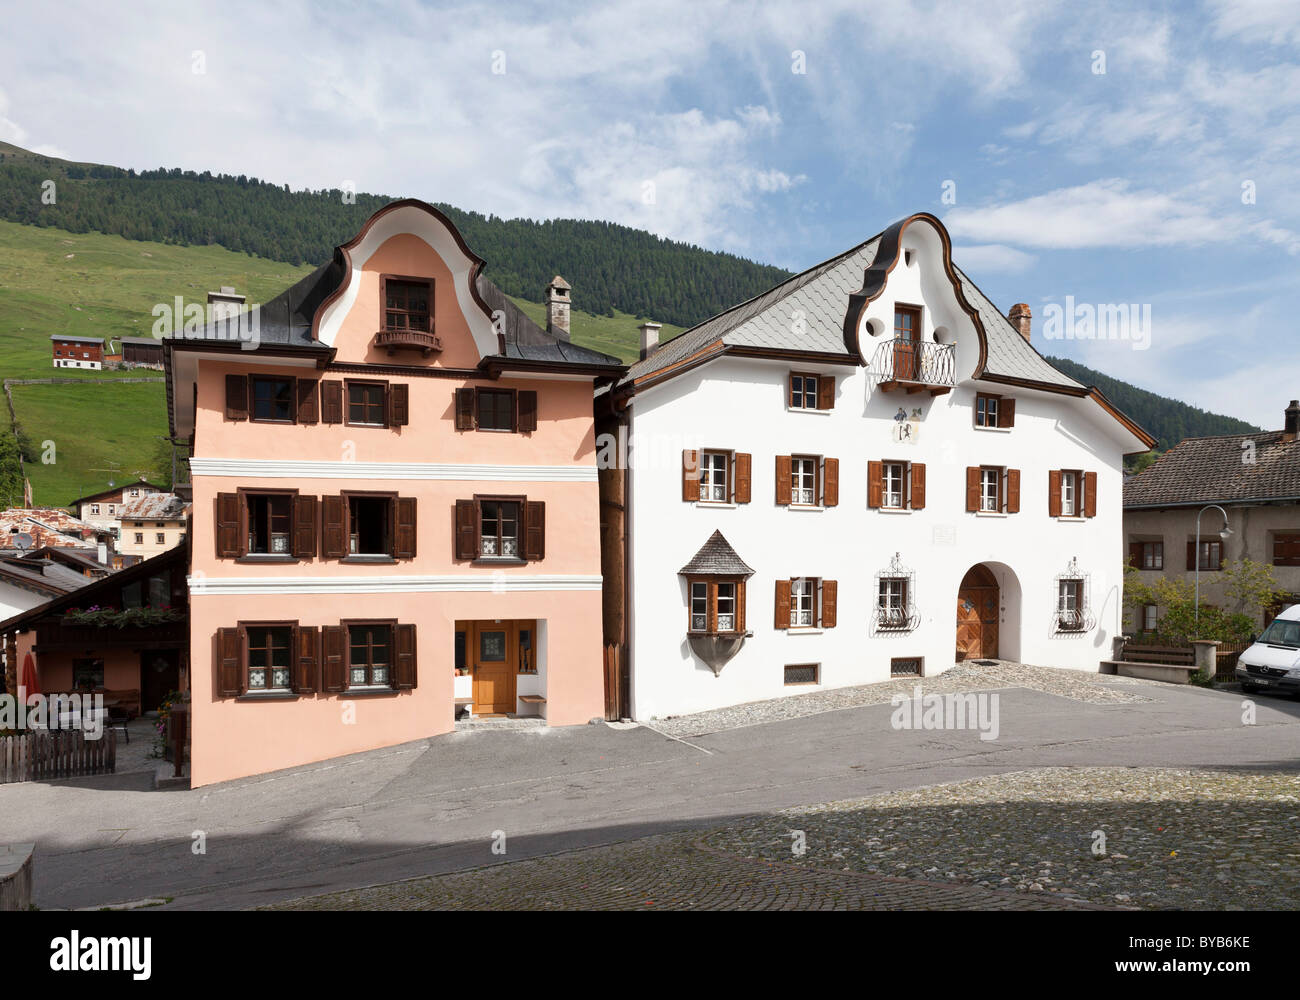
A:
<box><xmin>1118</xmin><ymin>645</ymin><xmax>1196</xmax><ymax>666</ymax></box>
<box><xmin>518</xmin><ymin>694</ymin><xmax>546</xmax><ymax>717</ymax></box>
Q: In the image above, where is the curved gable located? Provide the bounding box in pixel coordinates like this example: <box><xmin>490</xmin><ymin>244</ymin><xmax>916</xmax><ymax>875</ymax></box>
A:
<box><xmin>312</xmin><ymin>199</ymin><xmax>500</xmax><ymax>365</ymax></box>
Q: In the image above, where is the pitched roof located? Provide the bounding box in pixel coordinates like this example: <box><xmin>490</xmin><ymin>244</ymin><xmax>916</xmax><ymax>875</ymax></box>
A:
<box><xmin>119</xmin><ymin>493</ymin><xmax>190</xmax><ymax>521</ymax></box>
<box><xmin>475</xmin><ymin>277</ymin><xmax>622</xmax><ymax>368</ymax></box>
<box><xmin>1124</xmin><ymin>431</ymin><xmax>1300</xmax><ymax>508</ymax></box>
<box><xmin>49</xmin><ymin>334</ymin><xmax>103</xmax><ymax>344</ymax></box>
<box><xmin>67</xmin><ymin>479</ymin><xmax>163</xmax><ymax>507</ymax></box>
<box><xmin>0</xmin><ymin>556</ymin><xmax>87</xmax><ymax>598</ymax></box>
<box><xmin>618</xmin><ymin>215</ymin><xmax>1084</xmax><ymax>393</ymax></box>
<box><xmin>0</xmin><ymin>509</ymin><xmax>95</xmax><ymax>548</ymax></box>
<box><xmin>678</xmin><ymin>530</ymin><xmax>756</xmax><ymax>577</ymax></box>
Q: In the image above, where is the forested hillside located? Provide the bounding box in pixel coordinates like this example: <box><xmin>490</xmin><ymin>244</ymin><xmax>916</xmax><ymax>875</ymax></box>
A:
<box><xmin>0</xmin><ymin>143</ymin><xmax>791</xmax><ymax>328</ymax></box>
<box><xmin>1045</xmin><ymin>355</ymin><xmax>1260</xmax><ymax>453</ymax></box>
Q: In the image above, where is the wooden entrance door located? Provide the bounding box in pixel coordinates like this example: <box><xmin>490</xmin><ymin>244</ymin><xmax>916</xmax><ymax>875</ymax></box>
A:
<box><xmin>471</xmin><ymin>624</ymin><xmax>515</xmax><ymax>715</ymax></box>
<box><xmin>956</xmin><ymin>565</ymin><xmax>1000</xmax><ymax>660</ymax></box>
<box><xmin>893</xmin><ymin>305</ymin><xmax>921</xmax><ymax>381</ymax></box>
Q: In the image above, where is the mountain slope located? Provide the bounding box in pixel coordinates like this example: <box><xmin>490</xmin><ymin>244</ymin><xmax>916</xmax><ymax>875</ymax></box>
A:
<box><xmin>1044</xmin><ymin>355</ymin><xmax>1260</xmax><ymax>451</ymax></box>
<box><xmin>0</xmin><ymin>142</ymin><xmax>791</xmax><ymax>329</ymax></box>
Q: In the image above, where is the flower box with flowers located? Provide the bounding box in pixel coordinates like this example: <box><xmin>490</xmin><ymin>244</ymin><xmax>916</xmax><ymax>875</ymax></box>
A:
<box><xmin>62</xmin><ymin>605</ymin><xmax>186</xmax><ymax>629</ymax></box>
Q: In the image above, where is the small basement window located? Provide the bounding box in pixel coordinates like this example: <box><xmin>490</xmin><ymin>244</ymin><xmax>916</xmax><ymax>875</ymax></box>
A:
<box><xmin>784</xmin><ymin>663</ymin><xmax>819</xmax><ymax>685</ymax></box>
<box><xmin>891</xmin><ymin>657</ymin><xmax>923</xmax><ymax>678</ymax></box>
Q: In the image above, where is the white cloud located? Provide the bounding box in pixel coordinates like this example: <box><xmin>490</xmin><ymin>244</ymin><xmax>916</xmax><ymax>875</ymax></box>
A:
<box><xmin>952</xmin><ymin>243</ymin><xmax>1037</xmax><ymax>274</ymax></box>
<box><xmin>1209</xmin><ymin>0</ymin><xmax>1300</xmax><ymax>47</ymax></box>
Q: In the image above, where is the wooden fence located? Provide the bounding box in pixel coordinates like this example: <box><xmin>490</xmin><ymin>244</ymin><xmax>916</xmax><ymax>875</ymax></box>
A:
<box><xmin>603</xmin><ymin>643</ymin><xmax>628</xmax><ymax>721</ymax></box>
<box><xmin>0</xmin><ymin>729</ymin><xmax>117</xmax><ymax>783</ymax></box>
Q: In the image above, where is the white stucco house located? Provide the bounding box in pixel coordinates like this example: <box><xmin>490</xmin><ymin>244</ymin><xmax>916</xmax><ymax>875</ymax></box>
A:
<box><xmin>598</xmin><ymin>212</ymin><xmax>1155</xmax><ymax>721</ymax></box>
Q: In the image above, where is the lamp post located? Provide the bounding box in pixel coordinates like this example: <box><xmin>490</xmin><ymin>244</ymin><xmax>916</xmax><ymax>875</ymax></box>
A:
<box><xmin>1194</xmin><ymin>504</ymin><xmax>1232</xmax><ymax>629</ymax></box>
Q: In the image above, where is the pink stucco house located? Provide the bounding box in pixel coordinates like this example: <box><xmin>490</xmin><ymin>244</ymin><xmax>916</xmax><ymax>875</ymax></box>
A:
<box><xmin>165</xmin><ymin>199</ymin><xmax>623</xmax><ymax>786</ymax></box>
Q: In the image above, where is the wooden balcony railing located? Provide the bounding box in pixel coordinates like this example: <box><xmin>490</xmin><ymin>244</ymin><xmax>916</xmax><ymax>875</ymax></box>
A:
<box><xmin>373</xmin><ymin>327</ymin><xmax>442</xmax><ymax>356</ymax></box>
<box><xmin>868</xmin><ymin>338</ymin><xmax>956</xmax><ymax>394</ymax></box>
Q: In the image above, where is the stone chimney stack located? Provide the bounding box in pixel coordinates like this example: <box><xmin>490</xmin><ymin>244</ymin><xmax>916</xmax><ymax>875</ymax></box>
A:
<box><xmin>1008</xmin><ymin>303</ymin><xmax>1032</xmax><ymax>343</ymax></box>
<box><xmin>638</xmin><ymin>322</ymin><xmax>662</xmax><ymax>361</ymax></box>
<box><xmin>207</xmin><ymin>285</ymin><xmax>246</xmax><ymax>323</ymax></box>
<box><xmin>1285</xmin><ymin>399</ymin><xmax>1300</xmax><ymax>442</ymax></box>
<box><xmin>546</xmin><ymin>276</ymin><xmax>571</xmax><ymax>342</ymax></box>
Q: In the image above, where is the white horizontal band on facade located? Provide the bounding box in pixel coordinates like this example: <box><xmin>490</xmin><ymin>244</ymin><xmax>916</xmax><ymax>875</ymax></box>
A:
<box><xmin>188</xmin><ymin>458</ymin><xmax>598</xmax><ymax>482</ymax></box>
<box><xmin>187</xmin><ymin>574</ymin><xmax>603</xmax><ymax>595</ymax></box>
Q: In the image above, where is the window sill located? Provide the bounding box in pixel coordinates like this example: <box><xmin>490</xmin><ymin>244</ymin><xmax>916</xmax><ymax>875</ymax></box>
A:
<box><xmin>341</xmin><ymin>686</ymin><xmax>401</xmax><ymax>697</ymax></box>
<box><xmin>878</xmin><ymin>506</ymin><xmax>912</xmax><ymax>515</ymax></box>
<box><xmin>236</xmin><ymin>554</ymin><xmax>298</xmax><ymax>564</ymax></box>
<box><xmin>236</xmin><ymin>691</ymin><xmax>299</xmax><ymax>702</ymax></box>
<box><xmin>975</xmin><ymin>510</ymin><xmax>1010</xmax><ymax>518</ymax></box>
<box><xmin>688</xmin><ymin>631</ymin><xmax>752</xmax><ymax>639</ymax></box>
<box><xmin>473</xmin><ymin>557</ymin><xmax>528</xmax><ymax>566</ymax></box>
<box><xmin>1055</xmin><ymin>516</ymin><xmax>1087</xmax><ymax>523</ymax></box>
<box><xmin>973</xmin><ymin>425</ymin><xmax>1012</xmax><ymax>433</ymax></box>
<box><xmin>787</xmin><ymin>504</ymin><xmax>825</xmax><ymax>513</ymax></box>
<box><xmin>785</xmin><ymin>405</ymin><xmax>831</xmax><ymax>416</ymax></box>
<box><xmin>786</xmin><ymin>627</ymin><xmax>824</xmax><ymax>635</ymax></box>
<box><xmin>341</xmin><ymin>555</ymin><xmax>398</xmax><ymax>564</ymax></box>
<box><xmin>694</xmin><ymin>501</ymin><xmax>737</xmax><ymax>510</ymax></box>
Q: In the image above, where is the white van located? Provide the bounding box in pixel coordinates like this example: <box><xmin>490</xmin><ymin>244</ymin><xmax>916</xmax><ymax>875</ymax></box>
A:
<box><xmin>1235</xmin><ymin>604</ymin><xmax>1300</xmax><ymax>696</ymax></box>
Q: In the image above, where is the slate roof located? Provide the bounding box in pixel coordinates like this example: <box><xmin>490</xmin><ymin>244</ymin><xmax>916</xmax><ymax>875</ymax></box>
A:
<box><xmin>618</xmin><ymin>219</ymin><xmax>1083</xmax><ymax>392</ymax></box>
<box><xmin>678</xmin><ymin>530</ymin><xmax>756</xmax><ymax>577</ymax></box>
<box><xmin>119</xmin><ymin>493</ymin><xmax>190</xmax><ymax>522</ymax></box>
<box><xmin>0</xmin><ymin>558</ymin><xmax>85</xmax><ymax>597</ymax></box>
<box><xmin>475</xmin><ymin>276</ymin><xmax>622</xmax><ymax>368</ymax></box>
<box><xmin>1124</xmin><ymin>431</ymin><xmax>1300</xmax><ymax>508</ymax></box>
<box><xmin>49</xmin><ymin>334</ymin><xmax>103</xmax><ymax>344</ymax></box>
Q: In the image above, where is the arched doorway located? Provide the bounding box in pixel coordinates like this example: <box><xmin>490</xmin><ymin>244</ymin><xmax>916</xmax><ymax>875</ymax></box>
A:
<box><xmin>956</xmin><ymin>564</ymin><xmax>1000</xmax><ymax>660</ymax></box>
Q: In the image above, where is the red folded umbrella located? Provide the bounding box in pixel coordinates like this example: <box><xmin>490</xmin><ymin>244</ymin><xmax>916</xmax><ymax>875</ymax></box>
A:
<box><xmin>20</xmin><ymin>652</ymin><xmax>39</xmax><ymax>698</ymax></box>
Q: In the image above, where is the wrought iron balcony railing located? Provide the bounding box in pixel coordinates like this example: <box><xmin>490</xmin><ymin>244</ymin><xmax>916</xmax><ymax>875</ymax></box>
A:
<box><xmin>867</xmin><ymin>338</ymin><xmax>956</xmax><ymax>393</ymax></box>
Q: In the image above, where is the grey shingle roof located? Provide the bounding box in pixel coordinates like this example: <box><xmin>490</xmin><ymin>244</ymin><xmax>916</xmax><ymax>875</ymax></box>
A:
<box><xmin>1124</xmin><ymin>431</ymin><xmax>1300</xmax><ymax>507</ymax></box>
<box><xmin>475</xmin><ymin>276</ymin><xmax>622</xmax><ymax>367</ymax></box>
<box><xmin>618</xmin><ymin>218</ymin><xmax>1083</xmax><ymax>392</ymax></box>
<box><xmin>678</xmin><ymin>530</ymin><xmax>756</xmax><ymax>577</ymax></box>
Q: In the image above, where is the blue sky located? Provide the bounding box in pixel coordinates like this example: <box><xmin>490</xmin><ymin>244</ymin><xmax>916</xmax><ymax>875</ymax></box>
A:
<box><xmin>2</xmin><ymin>0</ymin><xmax>1297</xmax><ymax>427</ymax></box>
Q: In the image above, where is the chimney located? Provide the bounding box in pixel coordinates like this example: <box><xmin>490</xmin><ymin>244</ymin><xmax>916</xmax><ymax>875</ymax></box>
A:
<box><xmin>1008</xmin><ymin>303</ymin><xmax>1032</xmax><ymax>343</ymax></box>
<box><xmin>545</xmin><ymin>276</ymin><xmax>571</xmax><ymax>342</ymax></box>
<box><xmin>207</xmin><ymin>286</ymin><xmax>246</xmax><ymax>323</ymax></box>
<box><xmin>638</xmin><ymin>322</ymin><xmax>663</xmax><ymax>361</ymax></box>
<box><xmin>1285</xmin><ymin>399</ymin><xmax>1300</xmax><ymax>442</ymax></box>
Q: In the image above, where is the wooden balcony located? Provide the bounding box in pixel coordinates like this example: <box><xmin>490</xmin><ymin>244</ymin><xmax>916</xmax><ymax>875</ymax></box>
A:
<box><xmin>373</xmin><ymin>327</ymin><xmax>442</xmax><ymax>356</ymax></box>
<box><xmin>868</xmin><ymin>338</ymin><xmax>956</xmax><ymax>395</ymax></box>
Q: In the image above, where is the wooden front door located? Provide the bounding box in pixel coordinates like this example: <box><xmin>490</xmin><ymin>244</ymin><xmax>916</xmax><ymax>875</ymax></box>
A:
<box><xmin>471</xmin><ymin>625</ymin><xmax>515</xmax><ymax>715</ymax></box>
<box><xmin>956</xmin><ymin>565</ymin><xmax>1000</xmax><ymax>660</ymax></box>
<box><xmin>893</xmin><ymin>305</ymin><xmax>921</xmax><ymax>381</ymax></box>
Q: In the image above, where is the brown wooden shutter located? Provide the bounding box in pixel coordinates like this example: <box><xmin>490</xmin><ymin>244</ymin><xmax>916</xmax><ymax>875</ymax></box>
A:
<box><xmin>224</xmin><ymin>374</ymin><xmax>249</xmax><ymax>421</ymax></box>
<box><xmin>999</xmin><ymin>397</ymin><xmax>1015</xmax><ymax>428</ymax></box>
<box><xmin>455</xmin><ymin>387</ymin><xmax>476</xmax><ymax>430</ymax></box>
<box><xmin>455</xmin><ymin>499</ymin><xmax>478</xmax><ymax>560</ymax></box>
<box><xmin>1187</xmin><ymin>541</ymin><xmax>1196</xmax><ymax>571</ymax></box>
<box><xmin>394</xmin><ymin>497</ymin><xmax>417</xmax><ymax>559</ymax></box>
<box><xmin>517</xmin><ymin>390</ymin><xmax>538</xmax><ymax>433</ymax></box>
<box><xmin>321</xmin><ymin>380</ymin><xmax>343</xmax><ymax>424</ymax></box>
<box><xmin>821</xmin><ymin>580</ymin><xmax>837</xmax><ymax>628</ymax></box>
<box><xmin>910</xmin><ymin>463</ymin><xmax>926</xmax><ymax>510</ymax></box>
<box><xmin>296</xmin><ymin>379</ymin><xmax>319</xmax><ymax>424</ymax></box>
<box><xmin>822</xmin><ymin>457</ymin><xmax>839</xmax><ymax>507</ymax></box>
<box><xmin>775</xmin><ymin>455</ymin><xmax>793</xmax><ymax>505</ymax></box>
<box><xmin>215</xmin><ymin>492</ymin><xmax>243</xmax><ymax>558</ymax></box>
<box><xmin>682</xmin><ymin>449</ymin><xmax>700</xmax><ymax>502</ymax></box>
<box><xmin>868</xmin><ymin>461</ymin><xmax>884</xmax><ymax>509</ymax></box>
<box><xmin>733</xmin><ymin>453</ymin><xmax>752</xmax><ymax>503</ymax></box>
<box><xmin>321</xmin><ymin>495</ymin><xmax>347</xmax><ymax>559</ymax></box>
<box><xmin>389</xmin><ymin>383</ymin><xmax>410</xmax><ymax>427</ymax></box>
<box><xmin>817</xmin><ymin>376</ymin><xmax>835</xmax><ymax>410</ymax></box>
<box><xmin>735</xmin><ymin>580</ymin><xmax>747</xmax><ymax>634</ymax></box>
<box><xmin>216</xmin><ymin>627</ymin><xmax>245</xmax><ymax>698</ymax></box>
<box><xmin>1129</xmin><ymin>542</ymin><xmax>1144</xmax><ymax>569</ymax></box>
<box><xmin>292</xmin><ymin>495</ymin><xmax>317</xmax><ymax>558</ymax></box>
<box><xmin>965</xmin><ymin>467</ymin><xmax>980</xmax><ymax>512</ymax></box>
<box><xmin>392</xmin><ymin>623</ymin><xmax>417</xmax><ymax>690</ymax></box>
<box><xmin>1006</xmin><ymin>469</ymin><xmax>1021</xmax><ymax>514</ymax></box>
<box><xmin>1048</xmin><ymin>470</ymin><xmax>1062</xmax><ymax>517</ymax></box>
<box><xmin>1084</xmin><ymin>471</ymin><xmax>1098</xmax><ymax>517</ymax></box>
<box><xmin>293</xmin><ymin>625</ymin><xmax>318</xmax><ymax>695</ymax></box>
<box><xmin>774</xmin><ymin>578</ymin><xmax>791</xmax><ymax>630</ymax></box>
<box><xmin>523</xmin><ymin>501</ymin><xmax>546</xmax><ymax>561</ymax></box>
<box><xmin>321</xmin><ymin>625</ymin><xmax>347</xmax><ymax>693</ymax></box>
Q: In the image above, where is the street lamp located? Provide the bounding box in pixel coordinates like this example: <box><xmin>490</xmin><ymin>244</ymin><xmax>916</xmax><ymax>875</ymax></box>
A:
<box><xmin>1194</xmin><ymin>504</ymin><xmax>1233</xmax><ymax>628</ymax></box>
